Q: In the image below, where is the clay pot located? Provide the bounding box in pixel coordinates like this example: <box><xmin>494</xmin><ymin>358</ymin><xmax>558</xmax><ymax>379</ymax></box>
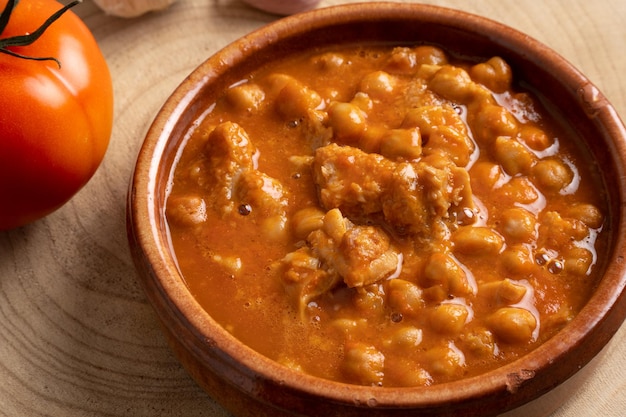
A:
<box><xmin>127</xmin><ymin>3</ymin><xmax>626</xmax><ymax>416</ymax></box>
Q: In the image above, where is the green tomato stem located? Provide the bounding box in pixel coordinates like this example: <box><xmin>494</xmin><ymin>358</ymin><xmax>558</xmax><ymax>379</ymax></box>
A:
<box><xmin>0</xmin><ymin>0</ymin><xmax>82</xmax><ymax>68</ymax></box>
<box><xmin>0</xmin><ymin>0</ymin><xmax>17</xmax><ymax>35</ymax></box>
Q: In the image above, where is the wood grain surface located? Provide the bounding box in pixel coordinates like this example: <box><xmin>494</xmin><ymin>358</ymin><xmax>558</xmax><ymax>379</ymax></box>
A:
<box><xmin>1</xmin><ymin>0</ymin><xmax>625</xmax><ymax>416</ymax></box>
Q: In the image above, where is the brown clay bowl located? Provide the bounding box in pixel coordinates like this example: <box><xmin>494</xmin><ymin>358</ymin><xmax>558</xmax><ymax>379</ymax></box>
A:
<box><xmin>127</xmin><ymin>3</ymin><xmax>626</xmax><ymax>416</ymax></box>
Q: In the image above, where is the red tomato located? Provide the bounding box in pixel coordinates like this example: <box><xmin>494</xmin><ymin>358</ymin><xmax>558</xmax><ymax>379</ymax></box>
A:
<box><xmin>0</xmin><ymin>0</ymin><xmax>113</xmax><ymax>230</ymax></box>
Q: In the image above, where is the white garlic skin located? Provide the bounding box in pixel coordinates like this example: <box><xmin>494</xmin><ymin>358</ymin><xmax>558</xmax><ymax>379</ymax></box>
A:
<box><xmin>94</xmin><ymin>0</ymin><xmax>178</xmax><ymax>18</ymax></box>
<box><xmin>242</xmin><ymin>0</ymin><xmax>323</xmax><ymax>15</ymax></box>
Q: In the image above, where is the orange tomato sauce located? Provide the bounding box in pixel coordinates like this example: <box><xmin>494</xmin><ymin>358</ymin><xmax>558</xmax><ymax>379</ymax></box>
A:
<box><xmin>165</xmin><ymin>44</ymin><xmax>608</xmax><ymax>387</ymax></box>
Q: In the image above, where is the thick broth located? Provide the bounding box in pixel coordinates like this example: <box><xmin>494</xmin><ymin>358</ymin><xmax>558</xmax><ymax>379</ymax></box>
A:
<box><xmin>166</xmin><ymin>45</ymin><xmax>608</xmax><ymax>387</ymax></box>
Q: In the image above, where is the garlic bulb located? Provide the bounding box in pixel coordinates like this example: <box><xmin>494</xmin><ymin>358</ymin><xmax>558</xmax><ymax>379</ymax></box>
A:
<box><xmin>94</xmin><ymin>0</ymin><xmax>178</xmax><ymax>18</ymax></box>
<box><xmin>242</xmin><ymin>0</ymin><xmax>322</xmax><ymax>15</ymax></box>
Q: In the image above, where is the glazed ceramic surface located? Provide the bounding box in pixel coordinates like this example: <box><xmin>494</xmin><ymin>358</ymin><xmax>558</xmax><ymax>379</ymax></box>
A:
<box><xmin>127</xmin><ymin>3</ymin><xmax>626</xmax><ymax>417</ymax></box>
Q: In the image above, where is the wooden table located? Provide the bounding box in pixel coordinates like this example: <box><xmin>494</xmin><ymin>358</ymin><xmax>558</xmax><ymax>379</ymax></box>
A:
<box><xmin>1</xmin><ymin>0</ymin><xmax>625</xmax><ymax>415</ymax></box>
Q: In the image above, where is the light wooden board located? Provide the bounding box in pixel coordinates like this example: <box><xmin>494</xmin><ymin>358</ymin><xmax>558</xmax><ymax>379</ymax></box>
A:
<box><xmin>1</xmin><ymin>0</ymin><xmax>625</xmax><ymax>416</ymax></box>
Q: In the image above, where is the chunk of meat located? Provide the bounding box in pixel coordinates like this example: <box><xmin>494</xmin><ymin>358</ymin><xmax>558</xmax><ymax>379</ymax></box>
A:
<box><xmin>279</xmin><ymin>247</ymin><xmax>341</xmax><ymax>317</ymax></box>
<box><xmin>312</xmin><ymin>143</ymin><xmax>474</xmax><ymax>236</ymax></box>
<box><xmin>402</xmin><ymin>104</ymin><xmax>475</xmax><ymax>166</ymax></box>
<box><xmin>236</xmin><ymin>169</ymin><xmax>287</xmax><ymax>216</ymax></box>
<box><xmin>203</xmin><ymin>121</ymin><xmax>288</xmax><ymax>238</ymax></box>
<box><xmin>313</xmin><ymin>144</ymin><xmax>394</xmax><ymax>217</ymax></box>
<box><xmin>236</xmin><ymin>169</ymin><xmax>289</xmax><ymax>240</ymax></box>
<box><xmin>166</xmin><ymin>195</ymin><xmax>207</xmax><ymax>226</ymax></box>
<box><xmin>263</xmin><ymin>73</ymin><xmax>332</xmax><ymax>150</ymax></box>
<box><xmin>308</xmin><ymin>209</ymin><xmax>402</xmax><ymax>288</ymax></box>
<box><xmin>279</xmin><ymin>208</ymin><xmax>402</xmax><ymax>313</ymax></box>
<box><xmin>203</xmin><ymin>121</ymin><xmax>258</xmax><ymax>212</ymax></box>
<box><xmin>384</xmin><ymin>156</ymin><xmax>474</xmax><ymax>236</ymax></box>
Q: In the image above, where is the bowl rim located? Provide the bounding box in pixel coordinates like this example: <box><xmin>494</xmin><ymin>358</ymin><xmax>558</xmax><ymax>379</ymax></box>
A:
<box><xmin>128</xmin><ymin>1</ymin><xmax>626</xmax><ymax>411</ymax></box>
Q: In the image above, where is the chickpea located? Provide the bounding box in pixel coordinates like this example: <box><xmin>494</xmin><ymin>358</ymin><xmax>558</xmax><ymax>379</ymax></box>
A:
<box><xmin>379</xmin><ymin>127</ymin><xmax>422</xmax><ymax>160</ymax></box>
<box><xmin>342</xmin><ymin>342</ymin><xmax>385</xmax><ymax>386</ymax></box>
<box><xmin>350</xmin><ymin>91</ymin><xmax>374</xmax><ymax>112</ymax></box>
<box><xmin>313</xmin><ymin>52</ymin><xmax>346</xmax><ymax>70</ymax></box>
<box><xmin>360</xmin><ymin>71</ymin><xmax>397</xmax><ymax>99</ymax></box>
<box><xmin>499</xmin><ymin>207</ymin><xmax>537</xmax><ymax>243</ymax></box>
<box><xmin>384</xmin><ymin>326</ymin><xmax>423</xmax><ymax>349</ymax></box>
<box><xmin>413</xmin><ymin>45</ymin><xmax>448</xmax><ymax>65</ymax></box>
<box><xmin>500</xmin><ymin>245</ymin><xmax>536</xmax><ymax>276</ymax></box>
<box><xmin>386</xmin><ymin>46</ymin><xmax>447</xmax><ymax>74</ymax></box>
<box><xmin>469</xmin><ymin>56</ymin><xmax>513</xmax><ymax>94</ymax></box>
<box><xmin>429</xmin><ymin>65</ymin><xmax>477</xmax><ymax>103</ymax></box>
<box><xmin>321</xmin><ymin>208</ymin><xmax>348</xmax><ymax>242</ymax></box>
<box><xmin>384</xmin><ymin>359</ymin><xmax>432</xmax><ymax>387</ymax></box>
<box><xmin>492</xmin><ymin>136</ymin><xmax>536</xmax><ymax>176</ymax></box>
<box><xmin>424</xmin><ymin>342</ymin><xmax>465</xmax><ymax>377</ymax></box>
<box><xmin>331</xmin><ymin>318</ymin><xmax>367</xmax><ymax>335</ymax></box>
<box><xmin>261</xmin><ymin>214</ymin><xmax>289</xmax><ymax>242</ymax></box>
<box><xmin>563</xmin><ymin>247</ymin><xmax>594</xmax><ymax>276</ymax></box>
<box><xmin>385</xmin><ymin>47</ymin><xmax>419</xmax><ymax>73</ymax></box>
<box><xmin>387</xmin><ymin>279</ymin><xmax>425</xmax><ymax>317</ymax></box>
<box><xmin>461</xmin><ymin>328</ymin><xmax>497</xmax><ymax>358</ymax></box>
<box><xmin>429</xmin><ymin>303</ymin><xmax>470</xmax><ymax>335</ymax></box>
<box><xmin>224</xmin><ymin>82</ymin><xmax>265</xmax><ymax>112</ymax></box>
<box><xmin>423</xmin><ymin>252</ymin><xmax>473</xmax><ymax>296</ymax></box>
<box><xmin>452</xmin><ymin>226</ymin><xmax>504</xmax><ymax>256</ymax></box>
<box><xmin>212</xmin><ymin>254</ymin><xmax>242</xmax><ymax>275</ymax></box>
<box><xmin>539</xmin><ymin>211</ymin><xmax>590</xmax><ymax>244</ymax></box>
<box><xmin>275</xmin><ymin>77</ymin><xmax>323</xmax><ymax>121</ymax></box>
<box><xmin>518</xmin><ymin>125</ymin><xmax>552</xmax><ymax>151</ymax></box>
<box><xmin>469</xmin><ymin>161</ymin><xmax>505</xmax><ymax>193</ymax></box>
<box><xmin>498</xmin><ymin>177</ymin><xmax>540</xmax><ymax>205</ymax></box>
<box><xmin>531</xmin><ymin>158</ymin><xmax>574</xmax><ymax>192</ymax></box>
<box><xmin>167</xmin><ymin>195</ymin><xmax>207</xmax><ymax>226</ymax></box>
<box><xmin>487</xmin><ymin>307</ymin><xmax>537</xmax><ymax>344</ymax></box>
<box><xmin>415</xmin><ymin>63</ymin><xmax>442</xmax><ymax>81</ymax></box>
<box><xmin>327</xmin><ymin>101</ymin><xmax>367</xmax><ymax>142</ymax></box>
<box><xmin>291</xmin><ymin>207</ymin><xmax>325</xmax><ymax>240</ymax></box>
<box><xmin>563</xmin><ymin>203</ymin><xmax>604</xmax><ymax>229</ymax></box>
<box><xmin>495</xmin><ymin>278</ymin><xmax>528</xmax><ymax>305</ymax></box>
<box><xmin>468</xmin><ymin>102</ymin><xmax>518</xmax><ymax>146</ymax></box>
<box><xmin>263</xmin><ymin>73</ymin><xmax>292</xmax><ymax>96</ymax></box>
